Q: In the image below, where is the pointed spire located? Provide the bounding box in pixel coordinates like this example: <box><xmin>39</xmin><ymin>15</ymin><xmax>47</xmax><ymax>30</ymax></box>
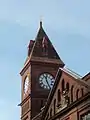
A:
<box><xmin>40</xmin><ymin>20</ymin><xmax>42</xmax><ymax>28</ymax></box>
<box><xmin>27</xmin><ymin>22</ymin><xmax>65</xmax><ymax>67</ymax></box>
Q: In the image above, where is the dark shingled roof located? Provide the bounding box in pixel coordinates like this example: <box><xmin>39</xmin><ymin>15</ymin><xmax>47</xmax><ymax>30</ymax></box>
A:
<box><xmin>30</xmin><ymin>21</ymin><xmax>64</xmax><ymax>66</ymax></box>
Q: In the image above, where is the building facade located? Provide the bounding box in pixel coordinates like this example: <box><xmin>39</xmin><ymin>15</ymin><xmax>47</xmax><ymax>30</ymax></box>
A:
<box><xmin>41</xmin><ymin>68</ymin><xmax>90</xmax><ymax>120</ymax></box>
<box><xmin>19</xmin><ymin>22</ymin><xmax>90</xmax><ymax>120</ymax></box>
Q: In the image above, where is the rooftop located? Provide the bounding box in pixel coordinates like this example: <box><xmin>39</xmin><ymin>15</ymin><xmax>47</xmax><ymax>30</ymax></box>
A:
<box><xmin>60</xmin><ymin>67</ymin><xmax>82</xmax><ymax>79</ymax></box>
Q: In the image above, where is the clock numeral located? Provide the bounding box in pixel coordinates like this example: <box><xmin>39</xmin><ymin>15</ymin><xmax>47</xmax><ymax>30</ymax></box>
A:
<box><xmin>39</xmin><ymin>80</ymin><xmax>42</xmax><ymax>83</ymax></box>
<box><xmin>44</xmin><ymin>85</ymin><xmax>46</xmax><ymax>89</ymax></box>
<box><xmin>51</xmin><ymin>84</ymin><xmax>53</xmax><ymax>86</ymax></box>
<box><xmin>51</xmin><ymin>81</ymin><xmax>54</xmax><ymax>83</ymax></box>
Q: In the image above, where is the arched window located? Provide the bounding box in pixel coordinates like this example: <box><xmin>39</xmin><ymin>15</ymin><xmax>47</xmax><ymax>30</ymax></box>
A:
<box><xmin>71</xmin><ymin>85</ymin><xmax>74</xmax><ymax>102</ymax></box>
<box><xmin>57</xmin><ymin>89</ymin><xmax>61</xmax><ymax>103</ymax></box>
<box><xmin>62</xmin><ymin>79</ymin><xmax>65</xmax><ymax>92</ymax></box>
<box><xmin>66</xmin><ymin>82</ymin><xmax>69</xmax><ymax>91</ymax></box>
<box><xmin>81</xmin><ymin>88</ymin><xmax>84</xmax><ymax>97</ymax></box>
<box><xmin>54</xmin><ymin>99</ymin><xmax>56</xmax><ymax>115</ymax></box>
<box><xmin>50</xmin><ymin>108</ymin><xmax>52</xmax><ymax>118</ymax></box>
<box><xmin>76</xmin><ymin>89</ymin><xmax>79</xmax><ymax>100</ymax></box>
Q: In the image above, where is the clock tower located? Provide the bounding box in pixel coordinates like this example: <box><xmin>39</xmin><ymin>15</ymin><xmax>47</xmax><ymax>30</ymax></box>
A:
<box><xmin>19</xmin><ymin>22</ymin><xmax>64</xmax><ymax>120</ymax></box>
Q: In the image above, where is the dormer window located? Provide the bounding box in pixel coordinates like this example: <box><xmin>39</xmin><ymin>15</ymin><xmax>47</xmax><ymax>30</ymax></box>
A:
<box><xmin>42</xmin><ymin>36</ymin><xmax>48</xmax><ymax>56</ymax></box>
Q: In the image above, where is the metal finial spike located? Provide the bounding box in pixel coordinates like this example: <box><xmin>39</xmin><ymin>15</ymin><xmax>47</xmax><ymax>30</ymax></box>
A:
<box><xmin>40</xmin><ymin>20</ymin><xmax>42</xmax><ymax>28</ymax></box>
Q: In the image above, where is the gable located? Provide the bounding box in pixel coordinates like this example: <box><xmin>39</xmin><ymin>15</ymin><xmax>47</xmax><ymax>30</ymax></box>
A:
<box><xmin>42</xmin><ymin>68</ymin><xmax>90</xmax><ymax>120</ymax></box>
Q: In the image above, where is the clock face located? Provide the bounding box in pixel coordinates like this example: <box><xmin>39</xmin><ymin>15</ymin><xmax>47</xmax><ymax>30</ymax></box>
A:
<box><xmin>39</xmin><ymin>73</ymin><xmax>55</xmax><ymax>89</ymax></box>
<box><xmin>24</xmin><ymin>76</ymin><xmax>29</xmax><ymax>95</ymax></box>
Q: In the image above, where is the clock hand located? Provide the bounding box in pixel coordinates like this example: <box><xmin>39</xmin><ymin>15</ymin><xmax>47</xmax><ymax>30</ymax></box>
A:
<box><xmin>45</xmin><ymin>76</ymin><xmax>51</xmax><ymax>89</ymax></box>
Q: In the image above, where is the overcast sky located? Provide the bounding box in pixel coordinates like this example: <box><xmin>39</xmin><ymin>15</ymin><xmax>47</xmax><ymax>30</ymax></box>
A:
<box><xmin>0</xmin><ymin>0</ymin><xmax>90</xmax><ymax>120</ymax></box>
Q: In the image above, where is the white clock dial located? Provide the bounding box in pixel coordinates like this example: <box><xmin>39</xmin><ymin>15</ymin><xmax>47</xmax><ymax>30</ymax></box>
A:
<box><xmin>24</xmin><ymin>76</ymin><xmax>29</xmax><ymax>95</ymax></box>
<box><xmin>39</xmin><ymin>73</ymin><xmax>55</xmax><ymax>89</ymax></box>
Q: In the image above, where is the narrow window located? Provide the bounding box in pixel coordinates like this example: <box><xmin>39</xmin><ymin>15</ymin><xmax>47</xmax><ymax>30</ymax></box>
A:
<box><xmin>71</xmin><ymin>85</ymin><xmax>74</xmax><ymax>102</ymax></box>
<box><xmin>76</xmin><ymin>89</ymin><xmax>79</xmax><ymax>100</ymax></box>
<box><xmin>81</xmin><ymin>88</ymin><xmax>84</xmax><ymax>97</ymax></box>
<box><xmin>57</xmin><ymin>89</ymin><xmax>61</xmax><ymax>103</ymax></box>
<box><xmin>62</xmin><ymin>79</ymin><xmax>65</xmax><ymax>92</ymax></box>
<box><xmin>54</xmin><ymin>99</ymin><xmax>56</xmax><ymax>115</ymax></box>
<box><xmin>66</xmin><ymin>82</ymin><xmax>69</xmax><ymax>91</ymax></box>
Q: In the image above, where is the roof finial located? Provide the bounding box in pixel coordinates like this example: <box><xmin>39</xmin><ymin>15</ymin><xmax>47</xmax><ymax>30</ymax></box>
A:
<box><xmin>40</xmin><ymin>16</ymin><xmax>43</xmax><ymax>28</ymax></box>
<box><xmin>40</xmin><ymin>21</ymin><xmax>42</xmax><ymax>28</ymax></box>
<box><xmin>40</xmin><ymin>20</ymin><xmax>42</xmax><ymax>28</ymax></box>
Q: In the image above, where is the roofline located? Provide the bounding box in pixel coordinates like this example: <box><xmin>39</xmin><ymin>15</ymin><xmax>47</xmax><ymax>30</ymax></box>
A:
<box><xmin>82</xmin><ymin>72</ymin><xmax>90</xmax><ymax>79</ymax></box>
<box><xmin>60</xmin><ymin>67</ymin><xmax>82</xmax><ymax>79</ymax></box>
<box><xmin>60</xmin><ymin>67</ymin><xmax>90</xmax><ymax>89</ymax></box>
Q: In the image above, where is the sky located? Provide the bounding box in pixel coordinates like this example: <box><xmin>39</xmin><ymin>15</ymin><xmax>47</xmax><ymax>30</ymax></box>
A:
<box><xmin>0</xmin><ymin>0</ymin><xmax>90</xmax><ymax>120</ymax></box>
